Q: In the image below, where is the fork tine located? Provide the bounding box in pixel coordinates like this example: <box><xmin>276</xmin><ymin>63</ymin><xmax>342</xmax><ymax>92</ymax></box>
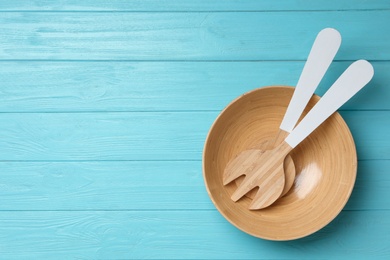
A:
<box><xmin>223</xmin><ymin>165</ymin><xmax>245</xmax><ymax>185</ymax></box>
<box><xmin>230</xmin><ymin>175</ymin><xmax>256</xmax><ymax>201</ymax></box>
<box><xmin>223</xmin><ymin>149</ymin><xmax>263</xmax><ymax>185</ymax></box>
<box><xmin>249</xmin><ymin>164</ymin><xmax>285</xmax><ymax>209</ymax></box>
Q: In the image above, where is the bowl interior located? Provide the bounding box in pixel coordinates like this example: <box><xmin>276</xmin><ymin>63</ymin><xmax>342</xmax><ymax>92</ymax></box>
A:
<box><xmin>203</xmin><ymin>86</ymin><xmax>357</xmax><ymax>240</ymax></box>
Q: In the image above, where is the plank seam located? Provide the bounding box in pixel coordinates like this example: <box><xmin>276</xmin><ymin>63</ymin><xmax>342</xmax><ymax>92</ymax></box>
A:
<box><xmin>0</xmin><ymin>109</ymin><xmax>388</xmax><ymax>114</ymax></box>
<box><xmin>0</xmin><ymin>59</ymin><xmax>389</xmax><ymax>62</ymax></box>
<box><xmin>0</xmin><ymin>10</ymin><xmax>389</xmax><ymax>13</ymax></box>
<box><xmin>0</xmin><ymin>209</ymin><xmax>384</xmax><ymax>212</ymax></box>
<box><xmin>0</xmin><ymin>159</ymin><xmax>387</xmax><ymax>162</ymax></box>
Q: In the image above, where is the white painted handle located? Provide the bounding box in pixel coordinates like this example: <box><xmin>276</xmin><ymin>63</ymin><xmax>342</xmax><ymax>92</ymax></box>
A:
<box><xmin>285</xmin><ymin>60</ymin><xmax>374</xmax><ymax>148</ymax></box>
<box><xmin>280</xmin><ymin>28</ymin><xmax>341</xmax><ymax>133</ymax></box>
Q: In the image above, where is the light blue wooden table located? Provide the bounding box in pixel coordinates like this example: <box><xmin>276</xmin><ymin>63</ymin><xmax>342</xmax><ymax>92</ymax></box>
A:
<box><xmin>1</xmin><ymin>1</ymin><xmax>390</xmax><ymax>258</ymax></box>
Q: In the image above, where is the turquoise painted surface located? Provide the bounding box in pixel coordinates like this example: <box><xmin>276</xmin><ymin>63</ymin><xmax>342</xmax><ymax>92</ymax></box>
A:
<box><xmin>0</xmin><ymin>1</ymin><xmax>390</xmax><ymax>259</ymax></box>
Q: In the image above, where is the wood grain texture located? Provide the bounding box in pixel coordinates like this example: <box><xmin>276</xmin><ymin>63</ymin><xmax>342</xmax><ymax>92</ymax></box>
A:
<box><xmin>0</xmin><ymin>210</ymin><xmax>389</xmax><ymax>259</ymax></box>
<box><xmin>235</xmin><ymin>135</ymin><xmax>296</xmax><ymax>199</ymax></box>
<box><xmin>0</xmin><ymin>0</ymin><xmax>388</xmax><ymax>11</ymax></box>
<box><xmin>0</xmin><ymin>11</ymin><xmax>389</xmax><ymax>60</ymax></box>
<box><xmin>206</xmin><ymin>87</ymin><xmax>357</xmax><ymax>239</ymax></box>
<box><xmin>0</xmin><ymin>112</ymin><xmax>212</xmax><ymax>161</ymax></box>
<box><xmin>0</xmin><ymin>1</ymin><xmax>389</xmax><ymax>258</ymax></box>
<box><xmin>0</xmin><ymin>160</ymin><xmax>387</xmax><ymax>211</ymax></box>
<box><xmin>0</xmin><ymin>111</ymin><xmax>388</xmax><ymax>160</ymax></box>
<box><xmin>0</xmin><ymin>61</ymin><xmax>386</xmax><ymax>112</ymax></box>
<box><xmin>0</xmin><ymin>161</ymin><xmax>210</xmax><ymax>210</ymax></box>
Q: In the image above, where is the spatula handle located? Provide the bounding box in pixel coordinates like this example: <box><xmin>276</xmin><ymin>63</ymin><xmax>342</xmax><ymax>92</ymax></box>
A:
<box><xmin>285</xmin><ymin>60</ymin><xmax>374</xmax><ymax>148</ymax></box>
<box><xmin>280</xmin><ymin>28</ymin><xmax>341</xmax><ymax>133</ymax></box>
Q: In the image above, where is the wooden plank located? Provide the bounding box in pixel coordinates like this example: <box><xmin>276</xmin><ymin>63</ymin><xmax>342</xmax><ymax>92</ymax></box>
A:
<box><xmin>340</xmin><ymin>111</ymin><xmax>390</xmax><ymax>160</ymax></box>
<box><xmin>0</xmin><ymin>61</ymin><xmax>387</xmax><ymax>112</ymax></box>
<box><xmin>0</xmin><ymin>112</ymin><xmax>212</xmax><ymax>161</ymax></box>
<box><xmin>346</xmin><ymin>160</ymin><xmax>390</xmax><ymax>211</ymax></box>
<box><xmin>0</xmin><ymin>161</ymin><xmax>211</xmax><ymax>210</ymax></box>
<box><xmin>0</xmin><ymin>210</ymin><xmax>388</xmax><ymax>259</ymax></box>
<box><xmin>0</xmin><ymin>0</ymin><xmax>388</xmax><ymax>11</ymax></box>
<box><xmin>0</xmin><ymin>111</ymin><xmax>388</xmax><ymax>161</ymax></box>
<box><xmin>0</xmin><ymin>11</ymin><xmax>389</xmax><ymax>60</ymax></box>
<box><xmin>0</xmin><ymin>160</ymin><xmax>387</xmax><ymax>211</ymax></box>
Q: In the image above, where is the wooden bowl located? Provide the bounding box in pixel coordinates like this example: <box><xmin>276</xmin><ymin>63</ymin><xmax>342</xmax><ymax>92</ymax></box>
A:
<box><xmin>203</xmin><ymin>86</ymin><xmax>357</xmax><ymax>240</ymax></box>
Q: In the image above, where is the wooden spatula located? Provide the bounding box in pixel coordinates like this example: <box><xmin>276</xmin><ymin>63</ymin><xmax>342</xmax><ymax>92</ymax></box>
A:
<box><xmin>236</xmin><ymin>28</ymin><xmax>342</xmax><ymax>198</ymax></box>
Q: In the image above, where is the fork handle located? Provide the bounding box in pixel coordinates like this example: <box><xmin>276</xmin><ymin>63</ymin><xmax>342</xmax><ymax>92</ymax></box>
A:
<box><xmin>285</xmin><ymin>60</ymin><xmax>374</xmax><ymax>148</ymax></box>
<box><xmin>280</xmin><ymin>28</ymin><xmax>341</xmax><ymax>133</ymax></box>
